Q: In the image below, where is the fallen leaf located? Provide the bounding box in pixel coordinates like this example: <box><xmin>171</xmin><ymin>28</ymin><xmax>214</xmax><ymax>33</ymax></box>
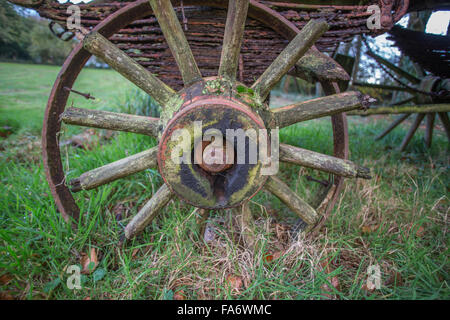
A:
<box><xmin>385</xmin><ymin>271</ymin><xmax>403</xmax><ymax>287</ymax></box>
<box><xmin>320</xmin><ymin>259</ymin><xmax>341</xmax><ymax>298</ymax></box>
<box><xmin>272</xmin><ymin>251</ymin><xmax>284</xmax><ymax>260</ymax></box>
<box><xmin>226</xmin><ymin>275</ymin><xmax>243</xmax><ymax>292</ymax></box>
<box><xmin>174</xmin><ymin>290</ymin><xmax>186</xmax><ymax>300</ymax></box>
<box><xmin>0</xmin><ymin>126</ymin><xmax>13</xmax><ymax>138</ymax></box>
<box><xmin>131</xmin><ymin>248</ymin><xmax>139</xmax><ymax>259</ymax></box>
<box><xmin>0</xmin><ymin>291</ymin><xmax>15</xmax><ymax>300</ymax></box>
<box><xmin>81</xmin><ymin>248</ymin><xmax>99</xmax><ymax>275</ymax></box>
<box><xmin>0</xmin><ymin>274</ymin><xmax>13</xmax><ymax>285</ymax></box>
<box><xmin>362</xmin><ymin>224</ymin><xmax>379</xmax><ymax>234</ymax></box>
<box><xmin>415</xmin><ymin>226</ymin><xmax>425</xmax><ymax>238</ymax></box>
<box><xmin>361</xmin><ymin>283</ymin><xmax>375</xmax><ymax>293</ymax></box>
<box><xmin>331</xmin><ymin>276</ymin><xmax>340</xmax><ymax>291</ymax></box>
<box><xmin>264</xmin><ymin>251</ymin><xmax>285</xmax><ymax>263</ymax></box>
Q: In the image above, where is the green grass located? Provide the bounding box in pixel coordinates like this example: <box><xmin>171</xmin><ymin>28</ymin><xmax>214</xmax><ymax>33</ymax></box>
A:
<box><xmin>0</xmin><ymin>65</ymin><xmax>449</xmax><ymax>300</ymax></box>
<box><xmin>0</xmin><ymin>62</ymin><xmax>136</xmax><ymax>135</ymax></box>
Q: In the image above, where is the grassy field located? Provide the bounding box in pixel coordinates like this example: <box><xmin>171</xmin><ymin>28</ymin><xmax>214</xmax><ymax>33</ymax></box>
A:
<box><xmin>0</xmin><ymin>62</ymin><xmax>136</xmax><ymax>136</ymax></box>
<box><xmin>0</xmin><ymin>63</ymin><xmax>449</xmax><ymax>300</ymax></box>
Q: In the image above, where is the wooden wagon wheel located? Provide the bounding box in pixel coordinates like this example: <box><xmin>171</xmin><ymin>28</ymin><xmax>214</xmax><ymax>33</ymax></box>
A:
<box><xmin>352</xmin><ymin>50</ymin><xmax>450</xmax><ymax>151</ymax></box>
<box><xmin>43</xmin><ymin>0</ymin><xmax>371</xmax><ymax>244</ymax></box>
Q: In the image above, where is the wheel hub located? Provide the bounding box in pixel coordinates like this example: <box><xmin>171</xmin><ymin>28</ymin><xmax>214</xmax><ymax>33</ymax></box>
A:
<box><xmin>158</xmin><ymin>91</ymin><xmax>269</xmax><ymax>209</ymax></box>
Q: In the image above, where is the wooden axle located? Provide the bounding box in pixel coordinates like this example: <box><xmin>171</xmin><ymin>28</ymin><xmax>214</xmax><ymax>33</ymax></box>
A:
<box><xmin>352</xmin><ymin>82</ymin><xmax>417</xmax><ymax>94</ymax></box>
<box><xmin>348</xmin><ymin>104</ymin><xmax>450</xmax><ymax>116</ymax></box>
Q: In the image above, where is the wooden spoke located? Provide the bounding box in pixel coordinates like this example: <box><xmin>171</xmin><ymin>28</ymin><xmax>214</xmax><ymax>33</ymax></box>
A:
<box><xmin>437</xmin><ymin>112</ymin><xmax>450</xmax><ymax>142</ymax></box>
<box><xmin>366</xmin><ymin>51</ymin><xmax>421</xmax><ymax>85</ymax></box>
<box><xmin>265</xmin><ymin>176</ymin><xmax>318</xmax><ymax>226</ymax></box>
<box><xmin>391</xmin><ymin>97</ymin><xmax>415</xmax><ymax>106</ymax></box>
<box><xmin>279</xmin><ymin>144</ymin><xmax>371</xmax><ymax>179</ymax></box>
<box><xmin>271</xmin><ymin>91</ymin><xmax>372</xmax><ymax>128</ymax></box>
<box><xmin>70</xmin><ymin>147</ymin><xmax>158</xmax><ymax>192</ymax></box>
<box><xmin>399</xmin><ymin>113</ymin><xmax>426</xmax><ymax>151</ymax></box>
<box><xmin>251</xmin><ymin>19</ymin><xmax>329</xmax><ymax>100</ymax></box>
<box><xmin>124</xmin><ymin>183</ymin><xmax>173</xmax><ymax>240</ymax></box>
<box><xmin>348</xmin><ymin>104</ymin><xmax>450</xmax><ymax>116</ymax></box>
<box><xmin>425</xmin><ymin>113</ymin><xmax>436</xmax><ymax>148</ymax></box>
<box><xmin>218</xmin><ymin>0</ymin><xmax>250</xmax><ymax>81</ymax></box>
<box><xmin>289</xmin><ymin>47</ymin><xmax>350</xmax><ymax>83</ymax></box>
<box><xmin>375</xmin><ymin>114</ymin><xmax>410</xmax><ymax>141</ymax></box>
<box><xmin>61</xmin><ymin>107</ymin><xmax>160</xmax><ymax>137</ymax></box>
<box><xmin>149</xmin><ymin>0</ymin><xmax>202</xmax><ymax>86</ymax></box>
<box><xmin>352</xmin><ymin>82</ymin><xmax>416</xmax><ymax>94</ymax></box>
<box><xmin>83</xmin><ymin>32</ymin><xmax>176</xmax><ymax>107</ymax></box>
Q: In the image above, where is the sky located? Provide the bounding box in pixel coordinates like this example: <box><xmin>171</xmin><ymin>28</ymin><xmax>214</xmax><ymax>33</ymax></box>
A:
<box><xmin>366</xmin><ymin>10</ymin><xmax>449</xmax><ymax>81</ymax></box>
<box><xmin>426</xmin><ymin>11</ymin><xmax>450</xmax><ymax>35</ymax></box>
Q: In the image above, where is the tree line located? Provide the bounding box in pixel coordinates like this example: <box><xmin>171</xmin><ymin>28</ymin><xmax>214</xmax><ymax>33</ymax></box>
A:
<box><xmin>0</xmin><ymin>1</ymin><xmax>73</xmax><ymax>65</ymax></box>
